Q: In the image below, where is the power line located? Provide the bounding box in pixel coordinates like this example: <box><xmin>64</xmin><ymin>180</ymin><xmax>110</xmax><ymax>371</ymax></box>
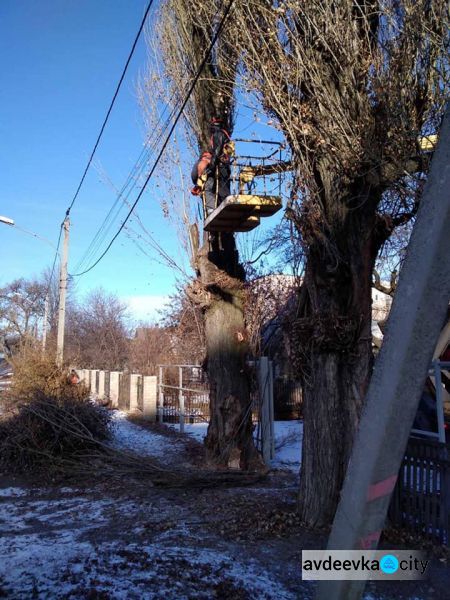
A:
<box><xmin>73</xmin><ymin>39</ymin><xmax>207</xmax><ymax>274</ymax></box>
<box><xmin>70</xmin><ymin>0</ymin><xmax>236</xmax><ymax>277</ymax></box>
<box><xmin>65</xmin><ymin>0</ymin><xmax>155</xmax><ymax>218</ymax></box>
<box><xmin>73</xmin><ymin>102</ymin><xmax>177</xmax><ymax>274</ymax></box>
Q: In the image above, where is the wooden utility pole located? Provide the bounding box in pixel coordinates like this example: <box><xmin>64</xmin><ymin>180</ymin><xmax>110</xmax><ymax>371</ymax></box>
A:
<box><xmin>316</xmin><ymin>104</ymin><xmax>450</xmax><ymax>600</ymax></box>
<box><xmin>56</xmin><ymin>217</ymin><xmax>70</xmax><ymax>367</ymax></box>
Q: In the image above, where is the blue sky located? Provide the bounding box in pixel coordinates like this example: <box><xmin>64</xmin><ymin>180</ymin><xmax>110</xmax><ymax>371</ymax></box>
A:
<box><xmin>0</xmin><ymin>0</ymin><xmax>288</xmax><ymax>322</ymax></box>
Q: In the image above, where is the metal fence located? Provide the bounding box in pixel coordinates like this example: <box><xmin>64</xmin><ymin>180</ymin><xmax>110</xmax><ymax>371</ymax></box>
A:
<box><xmin>158</xmin><ymin>365</ymin><xmax>210</xmax><ymax>426</ymax></box>
<box><xmin>159</xmin><ymin>366</ymin><xmax>303</xmax><ymax>426</ymax></box>
<box><xmin>158</xmin><ymin>360</ymin><xmax>276</xmax><ymax>463</ymax></box>
<box><xmin>273</xmin><ymin>379</ymin><xmax>303</xmax><ymax>420</ymax></box>
<box><xmin>389</xmin><ymin>436</ymin><xmax>450</xmax><ymax>545</ymax></box>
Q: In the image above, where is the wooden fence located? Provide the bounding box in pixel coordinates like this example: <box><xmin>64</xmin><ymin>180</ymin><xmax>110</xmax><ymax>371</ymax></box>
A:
<box><xmin>389</xmin><ymin>436</ymin><xmax>450</xmax><ymax>545</ymax></box>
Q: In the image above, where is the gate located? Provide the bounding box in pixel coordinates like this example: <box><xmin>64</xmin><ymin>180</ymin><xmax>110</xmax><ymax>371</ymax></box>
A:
<box><xmin>158</xmin><ymin>360</ymin><xmax>275</xmax><ymax>464</ymax></box>
<box><xmin>157</xmin><ymin>365</ymin><xmax>209</xmax><ymax>431</ymax></box>
<box><xmin>389</xmin><ymin>436</ymin><xmax>450</xmax><ymax>545</ymax></box>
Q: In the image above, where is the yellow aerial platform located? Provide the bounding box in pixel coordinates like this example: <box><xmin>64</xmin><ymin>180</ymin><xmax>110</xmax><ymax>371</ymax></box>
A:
<box><xmin>419</xmin><ymin>134</ymin><xmax>438</xmax><ymax>152</ymax></box>
<box><xmin>203</xmin><ymin>194</ymin><xmax>282</xmax><ymax>233</ymax></box>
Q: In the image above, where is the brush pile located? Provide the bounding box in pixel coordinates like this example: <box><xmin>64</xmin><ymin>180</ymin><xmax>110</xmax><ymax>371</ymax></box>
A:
<box><xmin>0</xmin><ymin>393</ymin><xmax>113</xmax><ymax>475</ymax></box>
<box><xmin>0</xmin><ymin>393</ymin><xmax>265</xmax><ymax>488</ymax></box>
<box><xmin>1</xmin><ymin>349</ymin><xmax>265</xmax><ymax>487</ymax></box>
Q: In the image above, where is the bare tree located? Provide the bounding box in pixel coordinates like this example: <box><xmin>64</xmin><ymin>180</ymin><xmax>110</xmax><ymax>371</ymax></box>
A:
<box><xmin>160</xmin><ymin>289</ymin><xmax>206</xmax><ymax>364</ymax></box>
<box><xmin>149</xmin><ymin>0</ymin><xmax>263</xmax><ymax>469</ymax></box>
<box><xmin>226</xmin><ymin>0</ymin><xmax>449</xmax><ymax>525</ymax></box>
<box><xmin>128</xmin><ymin>325</ymin><xmax>175</xmax><ymax>375</ymax></box>
<box><xmin>0</xmin><ymin>278</ymin><xmax>46</xmax><ymax>349</ymax></box>
<box><xmin>66</xmin><ymin>289</ymin><xmax>130</xmax><ymax>371</ymax></box>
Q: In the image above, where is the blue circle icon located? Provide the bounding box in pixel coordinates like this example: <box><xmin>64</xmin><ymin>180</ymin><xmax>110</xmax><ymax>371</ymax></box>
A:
<box><xmin>380</xmin><ymin>554</ymin><xmax>399</xmax><ymax>574</ymax></box>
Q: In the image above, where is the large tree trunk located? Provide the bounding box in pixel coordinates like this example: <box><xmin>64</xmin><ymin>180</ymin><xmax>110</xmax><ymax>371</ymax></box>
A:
<box><xmin>190</xmin><ymin>232</ymin><xmax>263</xmax><ymax>470</ymax></box>
<box><xmin>295</xmin><ymin>201</ymin><xmax>379</xmax><ymax>527</ymax></box>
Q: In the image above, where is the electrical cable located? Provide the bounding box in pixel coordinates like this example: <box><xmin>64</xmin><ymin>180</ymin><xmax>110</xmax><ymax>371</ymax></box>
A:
<box><xmin>65</xmin><ymin>0</ymin><xmax>155</xmax><ymax>218</ymax></box>
<box><xmin>44</xmin><ymin>222</ymin><xmax>64</xmax><ymax>306</ymax></box>
<box><xmin>73</xmin><ymin>100</ymin><xmax>182</xmax><ymax>273</ymax></box>
<box><xmin>70</xmin><ymin>0</ymin><xmax>236</xmax><ymax>277</ymax></box>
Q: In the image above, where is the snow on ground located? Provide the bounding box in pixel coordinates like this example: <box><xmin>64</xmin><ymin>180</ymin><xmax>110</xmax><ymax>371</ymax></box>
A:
<box><xmin>169</xmin><ymin>421</ymin><xmax>208</xmax><ymax>443</ymax></box>
<box><xmin>112</xmin><ymin>411</ymin><xmax>302</xmax><ymax>473</ymax></box>
<box><xmin>0</xmin><ymin>486</ymin><xmax>298</xmax><ymax>599</ymax></box>
<box><xmin>0</xmin><ymin>414</ymin><xmax>304</xmax><ymax>597</ymax></box>
<box><xmin>111</xmin><ymin>410</ymin><xmax>186</xmax><ymax>462</ymax></box>
<box><xmin>271</xmin><ymin>421</ymin><xmax>303</xmax><ymax>472</ymax></box>
<box><xmin>0</xmin><ymin>487</ymin><xmax>29</xmax><ymax>498</ymax></box>
<box><xmin>169</xmin><ymin>420</ymin><xmax>303</xmax><ymax>472</ymax></box>
<box><xmin>0</xmin><ymin>415</ymin><xmax>443</xmax><ymax>599</ymax></box>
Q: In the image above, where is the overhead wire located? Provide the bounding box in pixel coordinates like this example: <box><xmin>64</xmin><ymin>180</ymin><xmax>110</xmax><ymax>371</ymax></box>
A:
<box><xmin>72</xmin><ymin>78</ymin><xmax>191</xmax><ymax>273</ymax></box>
<box><xmin>70</xmin><ymin>0</ymin><xmax>236</xmax><ymax>277</ymax></box>
<box><xmin>44</xmin><ymin>0</ymin><xmax>155</xmax><ymax>297</ymax></box>
<box><xmin>44</xmin><ymin>222</ymin><xmax>63</xmax><ymax>306</ymax></box>
<box><xmin>73</xmin><ymin>100</ymin><xmax>178</xmax><ymax>273</ymax></box>
<box><xmin>64</xmin><ymin>0</ymin><xmax>155</xmax><ymax>218</ymax></box>
<box><xmin>76</xmin><ymin>143</ymin><xmax>187</xmax><ymax>277</ymax></box>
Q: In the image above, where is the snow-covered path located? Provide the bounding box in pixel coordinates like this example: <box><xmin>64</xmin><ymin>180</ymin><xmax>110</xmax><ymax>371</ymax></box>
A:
<box><xmin>111</xmin><ymin>411</ymin><xmax>185</xmax><ymax>460</ymax></box>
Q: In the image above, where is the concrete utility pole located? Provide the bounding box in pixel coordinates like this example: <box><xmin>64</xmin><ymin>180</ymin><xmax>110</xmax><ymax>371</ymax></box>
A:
<box><xmin>56</xmin><ymin>218</ymin><xmax>70</xmax><ymax>367</ymax></box>
<box><xmin>316</xmin><ymin>104</ymin><xmax>450</xmax><ymax>600</ymax></box>
<box><xmin>42</xmin><ymin>294</ymin><xmax>49</xmax><ymax>353</ymax></box>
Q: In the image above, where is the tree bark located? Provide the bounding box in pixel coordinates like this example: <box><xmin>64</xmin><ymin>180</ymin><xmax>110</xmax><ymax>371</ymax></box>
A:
<box><xmin>296</xmin><ymin>201</ymin><xmax>378</xmax><ymax>526</ymax></box>
<box><xmin>193</xmin><ymin>232</ymin><xmax>263</xmax><ymax>470</ymax></box>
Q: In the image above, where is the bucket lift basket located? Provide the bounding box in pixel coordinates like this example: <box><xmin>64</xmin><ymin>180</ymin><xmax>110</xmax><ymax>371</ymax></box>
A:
<box><xmin>204</xmin><ymin>194</ymin><xmax>281</xmax><ymax>232</ymax></box>
<box><xmin>203</xmin><ymin>139</ymin><xmax>289</xmax><ymax>233</ymax></box>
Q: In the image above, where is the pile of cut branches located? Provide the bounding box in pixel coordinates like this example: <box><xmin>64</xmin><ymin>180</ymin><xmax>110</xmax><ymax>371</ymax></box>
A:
<box><xmin>0</xmin><ymin>393</ymin><xmax>112</xmax><ymax>475</ymax></box>
<box><xmin>0</xmin><ymin>393</ymin><xmax>265</xmax><ymax>488</ymax></box>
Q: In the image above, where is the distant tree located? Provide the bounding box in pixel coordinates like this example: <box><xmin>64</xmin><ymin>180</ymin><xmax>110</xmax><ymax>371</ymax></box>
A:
<box><xmin>66</xmin><ymin>289</ymin><xmax>130</xmax><ymax>371</ymax></box>
<box><xmin>160</xmin><ymin>290</ymin><xmax>206</xmax><ymax>365</ymax></box>
<box><xmin>128</xmin><ymin>325</ymin><xmax>175</xmax><ymax>375</ymax></box>
<box><xmin>0</xmin><ymin>278</ymin><xmax>46</xmax><ymax>349</ymax></box>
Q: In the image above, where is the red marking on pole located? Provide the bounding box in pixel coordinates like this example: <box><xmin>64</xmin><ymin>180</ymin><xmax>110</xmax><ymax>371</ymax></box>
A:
<box><xmin>359</xmin><ymin>531</ymin><xmax>381</xmax><ymax>549</ymax></box>
<box><xmin>367</xmin><ymin>474</ymin><xmax>398</xmax><ymax>502</ymax></box>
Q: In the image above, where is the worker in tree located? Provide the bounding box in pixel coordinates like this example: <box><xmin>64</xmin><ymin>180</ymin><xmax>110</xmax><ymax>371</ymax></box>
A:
<box><xmin>191</xmin><ymin>117</ymin><xmax>234</xmax><ymax>216</ymax></box>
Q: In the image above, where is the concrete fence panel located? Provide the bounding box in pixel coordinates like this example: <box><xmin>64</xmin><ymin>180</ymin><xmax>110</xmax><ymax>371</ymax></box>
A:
<box><xmin>98</xmin><ymin>371</ymin><xmax>106</xmax><ymax>400</ymax></box>
<box><xmin>143</xmin><ymin>376</ymin><xmax>157</xmax><ymax>421</ymax></box>
<box><xmin>129</xmin><ymin>374</ymin><xmax>141</xmax><ymax>412</ymax></box>
<box><xmin>109</xmin><ymin>371</ymin><xmax>121</xmax><ymax>408</ymax></box>
<box><xmin>89</xmin><ymin>370</ymin><xmax>99</xmax><ymax>395</ymax></box>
